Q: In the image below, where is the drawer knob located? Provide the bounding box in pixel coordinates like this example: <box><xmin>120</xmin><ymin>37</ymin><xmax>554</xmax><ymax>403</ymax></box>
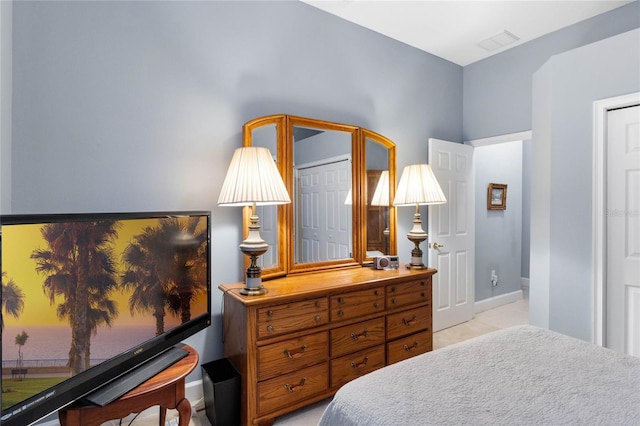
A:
<box><xmin>315</xmin><ymin>301</ymin><xmax>321</xmax><ymax>308</ymax></box>
<box><xmin>351</xmin><ymin>356</ymin><xmax>369</xmax><ymax>369</ymax></box>
<box><xmin>374</xmin><ymin>290</ymin><xmax>379</xmax><ymax>296</ymax></box>
<box><xmin>267</xmin><ymin>310</ymin><xmax>274</xmax><ymax>317</ymax></box>
<box><xmin>284</xmin><ymin>345</ymin><xmax>307</xmax><ymax>359</ymax></box>
<box><xmin>351</xmin><ymin>329</ymin><xmax>368</xmax><ymax>341</ymax></box>
<box><xmin>284</xmin><ymin>377</ymin><xmax>307</xmax><ymax>393</ymax></box>
<box><xmin>267</xmin><ymin>325</ymin><xmax>275</xmax><ymax>333</ymax></box>
<box><xmin>315</xmin><ymin>315</ymin><xmax>322</xmax><ymax>322</ymax></box>
<box><xmin>338</xmin><ymin>310</ymin><xmax>344</xmax><ymax>317</ymax></box>
<box><xmin>338</xmin><ymin>297</ymin><xmax>345</xmax><ymax>304</ymax></box>
<box><xmin>403</xmin><ymin>342</ymin><xmax>419</xmax><ymax>352</ymax></box>
<box><xmin>402</xmin><ymin>315</ymin><xmax>417</xmax><ymax>326</ymax></box>
<box><xmin>391</xmin><ymin>298</ymin><xmax>397</xmax><ymax>305</ymax></box>
<box><xmin>420</xmin><ymin>280</ymin><xmax>426</xmax><ymax>287</ymax></box>
<box><xmin>373</xmin><ymin>302</ymin><xmax>380</xmax><ymax>309</ymax></box>
<box><xmin>390</xmin><ymin>287</ymin><xmax>396</xmax><ymax>293</ymax></box>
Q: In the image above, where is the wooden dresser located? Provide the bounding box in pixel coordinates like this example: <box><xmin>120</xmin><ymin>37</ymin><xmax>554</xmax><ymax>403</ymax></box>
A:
<box><xmin>219</xmin><ymin>266</ymin><xmax>435</xmax><ymax>426</ymax></box>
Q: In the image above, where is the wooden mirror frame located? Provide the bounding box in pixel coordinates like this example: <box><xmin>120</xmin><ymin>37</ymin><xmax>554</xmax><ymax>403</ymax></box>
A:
<box><xmin>242</xmin><ymin>114</ymin><xmax>397</xmax><ymax>278</ymax></box>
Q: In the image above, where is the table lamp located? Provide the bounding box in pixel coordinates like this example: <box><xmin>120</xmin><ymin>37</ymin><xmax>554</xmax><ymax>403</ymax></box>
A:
<box><xmin>218</xmin><ymin>147</ymin><xmax>291</xmax><ymax>295</ymax></box>
<box><xmin>393</xmin><ymin>164</ymin><xmax>446</xmax><ymax>269</ymax></box>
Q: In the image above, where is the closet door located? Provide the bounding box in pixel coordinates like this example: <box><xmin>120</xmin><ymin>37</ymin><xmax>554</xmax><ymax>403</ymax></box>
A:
<box><xmin>606</xmin><ymin>104</ymin><xmax>640</xmax><ymax>356</ymax></box>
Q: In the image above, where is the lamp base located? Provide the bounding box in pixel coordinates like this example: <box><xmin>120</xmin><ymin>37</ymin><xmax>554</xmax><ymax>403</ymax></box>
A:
<box><xmin>239</xmin><ymin>285</ymin><xmax>268</xmax><ymax>296</ymax></box>
<box><xmin>239</xmin><ymin>254</ymin><xmax>268</xmax><ymax>296</ymax></box>
<box><xmin>405</xmin><ymin>208</ymin><xmax>428</xmax><ymax>270</ymax></box>
<box><xmin>406</xmin><ymin>262</ymin><xmax>428</xmax><ymax>270</ymax></box>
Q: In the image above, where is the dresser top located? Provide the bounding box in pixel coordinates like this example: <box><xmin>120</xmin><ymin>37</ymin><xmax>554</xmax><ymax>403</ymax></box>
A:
<box><xmin>219</xmin><ymin>265</ymin><xmax>436</xmax><ymax>306</ymax></box>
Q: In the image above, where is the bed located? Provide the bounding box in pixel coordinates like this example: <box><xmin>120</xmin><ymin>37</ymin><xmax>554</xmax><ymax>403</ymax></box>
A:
<box><xmin>318</xmin><ymin>325</ymin><xmax>640</xmax><ymax>425</ymax></box>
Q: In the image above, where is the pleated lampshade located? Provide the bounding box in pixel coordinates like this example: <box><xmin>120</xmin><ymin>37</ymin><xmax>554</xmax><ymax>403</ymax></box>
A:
<box><xmin>393</xmin><ymin>164</ymin><xmax>446</xmax><ymax>206</ymax></box>
<box><xmin>370</xmin><ymin>170</ymin><xmax>390</xmax><ymax>206</ymax></box>
<box><xmin>218</xmin><ymin>147</ymin><xmax>291</xmax><ymax>207</ymax></box>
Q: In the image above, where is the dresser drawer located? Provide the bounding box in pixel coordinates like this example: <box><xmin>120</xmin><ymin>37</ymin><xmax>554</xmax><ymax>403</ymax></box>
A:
<box><xmin>386</xmin><ymin>305</ymin><xmax>430</xmax><ymax>340</ymax></box>
<box><xmin>257</xmin><ymin>297</ymin><xmax>328</xmax><ymax>339</ymax></box>
<box><xmin>387</xmin><ymin>278</ymin><xmax>431</xmax><ymax>309</ymax></box>
<box><xmin>257</xmin><ymin>363</ymin><xmax>329</xmax><ymax>415</ymax></box>
<box><xmin>330</xmin><ymin>345</ymin><xmax>385</xmax><ymax>388</ymax></box>
<box><xmin>258</xmin><ymin>332</ymin><xmax>328</xmax><ymax>381</ymax></box>
<box><xmin>330</xmin><ymin>317</ymin><xmax>385</xmax><ymax>357</ymax></box>
<box><xmin>330</xmin><ymin>287</ymin><xmax>385</xmax><ymax>322</ymax></box>
<box><xmin>387</xmin><ymin>330</ymin><xmax>432</xmax><ymax>364</ymax></box>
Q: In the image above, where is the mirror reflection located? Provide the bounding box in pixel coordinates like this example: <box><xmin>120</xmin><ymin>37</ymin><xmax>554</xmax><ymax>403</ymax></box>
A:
<box><xmin>366</xmin><ymin>137</ymin><xmax>391</xmax><ymax>256</ymax></box>
<box><xmin>293</xmin><ymin>127</ymin><xmax>353</xmax><ymax>264</ymax></box>
<box><xmin>243</xmin><ymin>114</ymin><xmax>396</xmax><ymax>278</ymax></box>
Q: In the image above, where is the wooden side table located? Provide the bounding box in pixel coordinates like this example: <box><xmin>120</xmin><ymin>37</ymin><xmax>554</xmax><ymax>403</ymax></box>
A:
<box><xmin>59</xmin><ymin>343</ymin><xmax>198</xmax><ymax>426</ymax></box>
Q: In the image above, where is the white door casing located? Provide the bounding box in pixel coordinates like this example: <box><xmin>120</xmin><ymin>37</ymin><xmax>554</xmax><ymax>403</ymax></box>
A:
<box><xmin>593</xmin><ymin>92</ymin><xmax>640</xmax><ymax>354</ymax></box>
<box><xmin>428</xmin><ymin>138</ymin><xmax>475</xmax><ymax>331</ymax></box>
<box><xmin>606</xmin><ymin>105</ymin><xmax>640</xmax><ymax>356</ymax></box>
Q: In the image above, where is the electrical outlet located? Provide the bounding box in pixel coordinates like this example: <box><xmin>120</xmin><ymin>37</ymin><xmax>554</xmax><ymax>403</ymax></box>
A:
<box><xmin>491</xmin><ymin>270</ymin><xmax>498</xmax><ymax>286</ymax></box>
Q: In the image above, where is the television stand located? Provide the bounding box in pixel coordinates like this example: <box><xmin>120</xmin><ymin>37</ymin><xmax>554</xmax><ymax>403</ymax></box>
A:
<box><xmin>58</xmin><ymin>344</ymin><xmax>198</xmax><ymax>426</ymax></box>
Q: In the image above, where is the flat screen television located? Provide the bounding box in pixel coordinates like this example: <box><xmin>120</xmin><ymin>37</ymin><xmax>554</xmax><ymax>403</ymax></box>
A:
<box><xmin>1</xmin><ymin>211</ymin><xmax>211</xmax><ymax>426</ymax></box>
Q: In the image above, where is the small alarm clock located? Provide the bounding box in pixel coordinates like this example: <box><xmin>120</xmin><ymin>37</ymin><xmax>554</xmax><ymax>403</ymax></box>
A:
<box><xmin>374</xmin><ymin>255</ymin><xmax>399</xmax><ymax>270</ymax></box>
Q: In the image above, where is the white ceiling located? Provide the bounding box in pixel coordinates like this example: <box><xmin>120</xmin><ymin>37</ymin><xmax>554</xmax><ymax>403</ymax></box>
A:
<box><xmin>301</xmin><ymin>0</ymin><xmax>635</xmax><ymax>66</ymax></box>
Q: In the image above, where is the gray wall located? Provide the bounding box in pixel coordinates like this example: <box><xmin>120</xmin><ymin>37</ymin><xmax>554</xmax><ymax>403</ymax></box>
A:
<box><xmin>0</xmin><ymin>0</ymin><xmax>11</xmax><ymax>213</ymax></box>
<box><xmin>463</xmin><ymin>1</ymin><xmax>639</xmax><ymax>141</ymax></box>
<box><xmin>474</xmin><ymin>141</ymin><xmax>523</xmax><ymax>302</ymax></box>
<box><xmin>531</xmin><ymin>28</ymin><xmax>640</xmax><ymax>341</ymax></box>
<box><xmin>465</xmin><ymin>0</ymin><xmax>638</xmax><ymax>303</ymax></box>
<box><xmin>7</xmin><ymin>0</ymin><xmax>462</xmax><ymax>388</ymax></box>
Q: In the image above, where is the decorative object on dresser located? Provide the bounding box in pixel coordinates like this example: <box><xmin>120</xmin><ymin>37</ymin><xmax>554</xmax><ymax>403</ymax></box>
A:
<box><xmin>393</xmin><ymin>164</ymin><xmax>447</xmax><ymax>269</ymax></box>
<box><xmin>218</xmin><ymin>146</ymin><xmax>291</xmax><ymax>295</ymax></box>
<box><xmin>219</xmin><ymin>266</ymin><xmax>435</xmax><ymax>425</ymax></box>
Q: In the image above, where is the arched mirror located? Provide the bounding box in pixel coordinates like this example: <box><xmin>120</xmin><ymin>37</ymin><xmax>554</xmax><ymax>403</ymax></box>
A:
<box><xmin>243</xmin><ymin>114</ymin><xmax>396</xmax><ymax>278</ymax></box>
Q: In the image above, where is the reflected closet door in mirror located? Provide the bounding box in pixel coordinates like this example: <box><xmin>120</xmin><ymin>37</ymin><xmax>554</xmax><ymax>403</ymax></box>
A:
<box><xmin>289</xmin><ymin>116</ymin><xmax>361</xmax><ymax>274</ymax></box>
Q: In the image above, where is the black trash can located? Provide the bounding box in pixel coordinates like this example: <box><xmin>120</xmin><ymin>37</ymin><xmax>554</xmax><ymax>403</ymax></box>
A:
<box><xmin>201</xmin><ymin>358</ymin><xmax>240</xmax><ymax>426</ymax></box>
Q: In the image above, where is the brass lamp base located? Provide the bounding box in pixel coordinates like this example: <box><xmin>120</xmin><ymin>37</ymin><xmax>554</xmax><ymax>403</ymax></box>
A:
<box><xmin>406</xmin><ymin>207</ymin><xmax>428</xmax><ymax>269</ymax></box>
<box><xmin>240</xmin><ymin>257</ymin><xmax>268</xmax><ymax>296</ymax></box>
<box><xmin>239</xmin><ymin>207</ymin><xmax>269</xmax><ymax>296</ymax></box>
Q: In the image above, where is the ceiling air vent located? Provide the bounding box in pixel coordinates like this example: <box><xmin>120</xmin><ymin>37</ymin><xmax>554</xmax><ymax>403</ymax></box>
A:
<box><xmin>477</xmin><ymin>30</ymin><xmax>520</xmax><ymax>52</ymax></box>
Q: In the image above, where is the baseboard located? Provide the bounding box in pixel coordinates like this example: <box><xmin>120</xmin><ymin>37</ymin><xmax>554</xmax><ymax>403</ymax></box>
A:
<box><xmin>474</xmin><ymin>289</ymin><xmax>523</xmax><ymax>314</ymax></box>
<box><xmin>521</xmin><ymin>277</ymin><xmax>530</xmax><ymax>291</ymax></box>
<box><xmin>37</xmin><ymin>380</ymin><xmax>205</xmax><ymax>426</ymax></box>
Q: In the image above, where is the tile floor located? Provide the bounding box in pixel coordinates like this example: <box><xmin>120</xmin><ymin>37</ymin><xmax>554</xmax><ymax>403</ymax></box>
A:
<box><xmin>124</xmin><ymin>298</ymin><xmax>529</xmax><ymax>426</ymax></box>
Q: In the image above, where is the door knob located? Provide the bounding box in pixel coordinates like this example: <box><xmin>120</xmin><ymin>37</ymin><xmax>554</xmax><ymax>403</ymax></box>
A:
<box><xmin>431</xmin><ymin>242</ymin><xmax>444</xmax><ymax>250</ymax></box>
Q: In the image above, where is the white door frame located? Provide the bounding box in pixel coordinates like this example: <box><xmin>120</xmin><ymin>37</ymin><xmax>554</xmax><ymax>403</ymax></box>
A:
<box><xmin>592</xmin><ymin>92</ymin><xmax>640</xmax><ymax>346</ymax></box>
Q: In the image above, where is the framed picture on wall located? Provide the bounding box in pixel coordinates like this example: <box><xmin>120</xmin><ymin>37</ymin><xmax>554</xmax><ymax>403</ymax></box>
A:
<box><xmin>487</xmin><ymin>183</ymin><xmax>507</xmax><ymax>210</ymax></box>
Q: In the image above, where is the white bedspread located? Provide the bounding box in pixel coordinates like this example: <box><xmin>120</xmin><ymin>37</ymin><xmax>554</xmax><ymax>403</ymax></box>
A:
<box><xmin>318</xmin><ymin>325</ymin><xmax>640</xmax><ymax>425</ymax></box>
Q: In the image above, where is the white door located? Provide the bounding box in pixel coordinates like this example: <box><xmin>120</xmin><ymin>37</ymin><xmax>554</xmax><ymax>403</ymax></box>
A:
<box><xmin>428</xmin><ymin>138</ymin><xmax>475</xmax><ymax>331</ymax></box>
<box><xmin>296</xmin><ymin>156</ymin><xmax>352</xmax><ymax>263</ymax></box>
<box><xmin>606</xmin><ymin>105</ymin><xmax>640</xmax><ymax>356</ymax></box>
